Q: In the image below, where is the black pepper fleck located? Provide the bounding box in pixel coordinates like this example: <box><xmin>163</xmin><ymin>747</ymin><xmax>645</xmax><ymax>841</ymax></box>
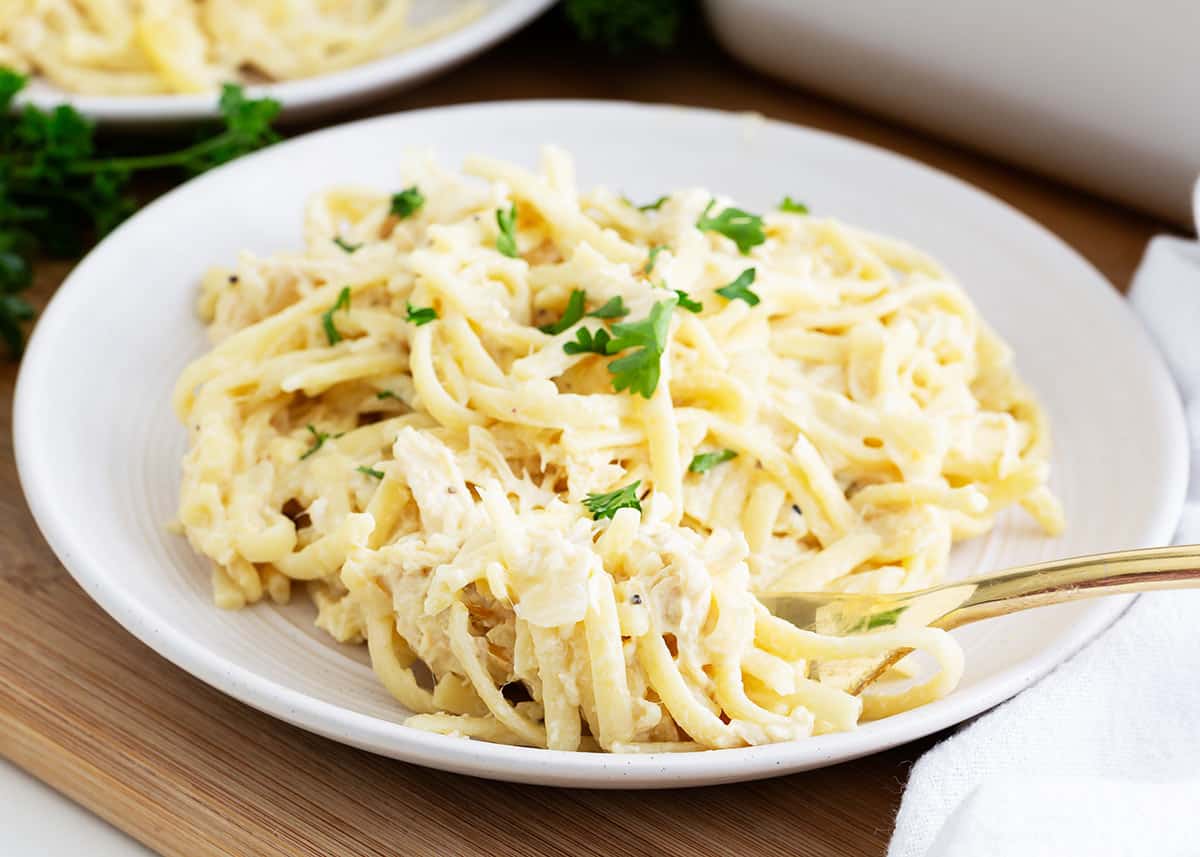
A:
<box><xmin>228</xmin><ymin>274</ymin><xmax>239</xmax><ymax>284</ymax></box>
<box><xmin>630</xmin><ymin>594</ymin><xmax>643</xmax><ymax>605</ymax></box>
<box><xmin>792</xmin><ymin>504</ymin><xmax>803</xmax><ymax>515</ymax></box>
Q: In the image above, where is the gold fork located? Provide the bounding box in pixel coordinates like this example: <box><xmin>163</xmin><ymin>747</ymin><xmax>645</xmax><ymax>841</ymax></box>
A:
<box><xmin>758</xmin><ymin>544</ymin><xmax>1200</xmax><ymax>695</ymax></box>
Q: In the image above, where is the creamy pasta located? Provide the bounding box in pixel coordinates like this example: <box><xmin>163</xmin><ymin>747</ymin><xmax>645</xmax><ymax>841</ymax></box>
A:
<box><xmin>172</xmin><ymin>148</ymin><xmax>1063</xmax><ymax>751</ymax></box>
<box><xmin>0</xmin><ymin>0</ymin><xmax>483</xmax><ymax>95</ymax></box>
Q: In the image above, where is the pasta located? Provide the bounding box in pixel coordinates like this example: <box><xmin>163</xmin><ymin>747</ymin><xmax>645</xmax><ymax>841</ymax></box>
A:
<box><xmin>172</xmin><ymin>148</ymin><xmax>1063</xmax><ymax>752</ymax></box>
<box><xmin>0</xmin><ymin>0</ymin><xmax>484</xmax><ymax>95</ymax></box>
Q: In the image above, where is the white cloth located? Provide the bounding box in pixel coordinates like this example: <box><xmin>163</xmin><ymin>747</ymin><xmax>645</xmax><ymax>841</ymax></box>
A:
<box><xmin>889</xmin><ymin>182</ymin><xmax>1200</xmax><ymax>857</ymax></box>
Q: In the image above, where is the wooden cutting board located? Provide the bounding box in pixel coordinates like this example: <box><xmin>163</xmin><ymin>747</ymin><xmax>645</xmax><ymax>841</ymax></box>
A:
<box><xmin>0</xmin><ymin>19</ymin><xmax>1172</xmax><ymax>857</ymax></box>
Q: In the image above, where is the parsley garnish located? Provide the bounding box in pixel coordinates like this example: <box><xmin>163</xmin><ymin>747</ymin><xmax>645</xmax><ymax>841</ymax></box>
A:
<box><xmin>779</xmin><ymin>196</ymin><xmax>809</xmax><ymax>214</ymax></box>
<box><xmin>390</xmin><ymin>186</ymin><xmax>424</xmax><ymax>219</ymax></box>
<box><xmin>356</xmin><ymin>465</ymin><xmax>385</xmax><ymax>479</ymax></box>
<box><xmin>716</xmin><ymin>268</ymin><xmax>760</xmax><ymax>306</ymax></box>
<box><xmin>376</xmin><ymin>390</ymin><xmax>402</xmax><ymax>401</ymax></box>
<box><xmin>322</xmin><ymin>287</ymin><xmax>351</xmax><ymax>344</ymax></box>
<box><xmin>300</xmin><ymin>425</ymin><xmax>335</xmax><ymax>460</ymax></box>
<box><xmin>605</xmin><ymin>297</ymin><xmax>676</xmax><ymax>398</ymax></box>
<box><xmin>333</xmin><ymin>237</ymin><xmax>361</xmax><ymax>253</ymax></box>
<box><xmin>674</xmin><ymin>290</ymin><xmax>703</xmax><ymax>313</ymax></box>
<box><xmin>0</xmin><ymin>75</ymin><xmax>280</xmax><ymax>358</ymax></box>
<box><xmin>849</xmin><ymin>606</ymin><xmax>907</xmax><ymax>633</ymax></box>
<box><xmin>688</xmin><ymin>449</ymin><xmax>738</xmax><ymax>473</ymax></box>
<box><xmin>564</xmin><ymin>0</ymin><xmax>682</xmax><ymax>53</ymax></box>
<box><xmin>588</xmin><ymin>296</ymin><xmax>629</xmax><ymax>319</ymax></box>
<box><xmin>583</xmin><ymin>481</ymin><xmax>642</xmax><ymax>520</ymax></box>
<box><xmin>405</xmin><ymin>302</ymin><xmax>438</xmax><ymax>326</ymax></box>
<box><xmin>539</xmin><ymin>288</ymin><xmax>586</xmax><ymax>334</ymax></box>
<box><xmin>496</xmin><ymin>204</ymin><xmax>519</xmax><ymax>258</ymax></box>
<box><xmin>563</xmin><ymin>326</ymin><xmax>612</xmax><ymax>355</ymax></box>
<box><xmin>696</xmin><ymin>200</ymin><xmax>766</xmax><ymax>255</ymax></box>
<box><xmin>625</xmin><ymin>195</ymin><xmax>668</xmax><ymax>212</ymax></box>
<box><xmin>643</xmin><ymin>245</ymin><xmax>666</xmax><ymax>275</ymax></box>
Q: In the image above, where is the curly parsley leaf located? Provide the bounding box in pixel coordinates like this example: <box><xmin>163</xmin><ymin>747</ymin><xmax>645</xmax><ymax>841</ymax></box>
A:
<box><xmin>405</xmin><ymin>302</ymin><xmax>438</xmax><ymax>326</ymax></box>
<box><xmin>643</xmin><ymin>244</ymin><xmax>666</xmax><ymax>275</ymax></box>
<box><xmin>496</xmin><ymin>203</ymin><xmax>519</xmax><ymax>258</ymax></box>
<box><xmin>376</xmin><ymin>389</ymin><xmax>402</xmax><ymax>401</ymax></box>
<box><xmin>779</xmin><ymin>196</ymin><xmax>809</xmax><ymax>214</ymax></box>
<box><xmin>716</xmin><ymin>267</ymin><xmax>760</xmax><ymax>306</ymax></box>
<box><xmin>605</xmin><ymin>296</ymin><xmax>676</xmax><ymax>398</ymax></box>
<box><xmin>696</xmin><ymin>199</ymin><xmax>766</xmax><ymax>255</ymax></box>
<box><xmin>322</xmin><ymin>287</ymin><xmax>351</xmax><ymax>344</ymax></box>
<box><xmin>333</xmin><ymin>237</ymin><xmax>361</xmax><ymax>253</ymax></box>
<box><xmin>539</xmin><ymin>288</ymin><xmax>586</xmax><ymax>334</ymax></box>
<box><xmin>563</xmin><ymin>326</ymin><xmax>612</xmax><ymax>356</ymax></box>
<box><xmin>390</xmin><ymin>186</ymin><xmax>424</xmax><ymax>219</ymax></box>
<box><xmin>356</xmin><ymin>465</ymin><xmax>386</xmax><ymax>479</ymax></box>
<box><xmin>583</xmin><ymin>480</ymin><xmax>642</xmax><ymax>520</ymax></box>
<box><xmin>674</xmin><ymin>290</ymin><xmax>702</xmax><ymax>313</ymax></box>
<box><xmin>688</xmin><ymin>449</ymin><xmax>738</xmax><ymax>473</ymax></box>
<box><xmin>588</xmin><ymin>295</ymin><xmax>629</xmax><ymax>319</ymax></box>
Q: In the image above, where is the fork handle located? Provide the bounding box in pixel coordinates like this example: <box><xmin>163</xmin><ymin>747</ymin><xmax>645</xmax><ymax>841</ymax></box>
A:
<box><xmin>933</xmin><ymin>543</ymin><xmax>1200</xmax><ymax>630</ymax></box>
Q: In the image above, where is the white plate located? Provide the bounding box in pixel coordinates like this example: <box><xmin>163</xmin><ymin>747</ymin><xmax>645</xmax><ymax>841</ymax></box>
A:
<box><xmin>14</xmin><ymin>0</ymin><xmax>554</xmax><ymax>124</ymax></box>
<box><xmin>14</xmin><ymin>101</ymin><xmax>1188</xmax><ymax>788</ymax></box>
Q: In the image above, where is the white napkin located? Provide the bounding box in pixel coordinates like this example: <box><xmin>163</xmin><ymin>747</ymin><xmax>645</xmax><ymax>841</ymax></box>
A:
<box><xmin>889</xmin><ymin>181</ymin><xmax>1200</xmax><ymax>857</ymax></box>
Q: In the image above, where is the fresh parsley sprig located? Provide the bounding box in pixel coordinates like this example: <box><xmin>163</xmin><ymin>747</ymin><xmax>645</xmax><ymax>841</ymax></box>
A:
<box><xmin>539</xmin><ymin>289</ymin><xmax>586</xmax><ymax>334</ymax></box>
<box><xmin>391</xmin><ymin>186</ymin><xmax>424</xmax><ymax>219</ymax></box>
<box><xmin>333</xmin><ymin>237</ymin><xmax>361</xmax><ymax>253</ymax></box>
<box><xmin>674</xmin><ymin>289</ymin><xmax>702</xmax><ymax>313</ymax></box>
<box><xmin>322</xmin><ymin>287</ymin><xmax>351</xmax><ymax>344</ymax></box>
<box><xmin>604</xmin><ymin>296</ymin><xmax>676</xmax><ymax>398</ymax></box>
<box><xmin>583</xmin><ymin>480</ymin><xmax>642</xmax><ymax>520</ymax></box>
<box><xmin>356</xmin><ymin>465</ymin><xmax>386</xmax><ymax>479</ymax></box>
<box><xmin>563</xmin><ymin>326</ymin><xmax>612</xmax><ymax>355</ymax></box>
<box><xmin>0</xmin><ymin>71</ymin><xmax>281</xmax><ymax>358</ymax></box>
<box><xmin>496</xmin><ymin>204</ymin><xmax>520</xmax><ymax>258</ymax></box>
<box><xmin>643</xmin><ymin>245</ymin><xmax>666</xmax><ymax>275</ymax></box>
<box><xmin>716</xmin><ymin>268</ymin><xmax>760</xmax><ymax>306</ymax></box>
<box><xmin>688</xmin><ymin>449</ymin><xmax>738</xmax><ymax>473</ymax></box>
<box><xmin>405</xmin><ymin>302</ymin><xmax>438</xmax><ymax>326</ymax></box>
<box><xmin>588</xmin><ymin>296</ymin><xmax>629</xmax><ymax>319</ymax></box>
<box><xmin>624</xmin><ymin>194</ymin><xmax>668</xmax><ymax>212</ymax></box>
<box><xmin>300</xmin><ymin>424</ymin><xmax>343</xmax><ymax>460</ymax></box>
<box><xmin>779</xmin><ymin>196</ymin><xmax>809</xmax><ymax>214</ymax></box>
<box><xmin>696</xmin><ymin>200</ymin><xmax>766</xmax><ymax>255</ymax></box>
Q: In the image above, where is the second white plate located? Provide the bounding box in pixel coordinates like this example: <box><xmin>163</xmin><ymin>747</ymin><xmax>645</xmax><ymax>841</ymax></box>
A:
<box><xmin>14</xmin><ymin>101</ymin><xmax>1188</xmax><ymax>787</ymax></box>
<box><xmin>15</xmin><ymin>0</ymin><xmax>555</xmax><ymax>123</ymax></box>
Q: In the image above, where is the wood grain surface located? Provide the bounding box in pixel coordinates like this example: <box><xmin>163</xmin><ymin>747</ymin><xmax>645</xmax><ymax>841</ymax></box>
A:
<box><xmin>0</xmin><ymin>14</ymin><xmax>1179</xmax><ymax>857</ymax></box>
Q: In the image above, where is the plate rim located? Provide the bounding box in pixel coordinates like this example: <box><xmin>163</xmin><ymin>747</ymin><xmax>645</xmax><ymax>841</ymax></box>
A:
<box><xmin>11</xmin><ymin>0</ymin><xmax>556</xmax><ymax>123</ymax></box>
<box><xmin>14</xmin><ymin>99</ymin><xmax>1190</xmax><ymax>787</ymax></box>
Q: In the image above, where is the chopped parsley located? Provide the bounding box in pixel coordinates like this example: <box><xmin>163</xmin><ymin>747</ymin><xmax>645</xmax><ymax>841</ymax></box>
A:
<box><xmin>779</xmin><ymin>196</ymin><xmax>809</xmax><ymax>214</ymax></box>
<box><xmin>356</xmin><ymin>465</ymin><xmax>386</xmax><ymax>479</ymax></box>
<box><xmin>626</xmin><ymin>194</ymin><xmax>668</xmax><ymax>212</ymax></box>
<box><xmin>390</xmin><ymin>186</ymin><xmax>424</xmax><ymax>219</ymax></box>
<box><xmin>604</xmin><ymin>296</ymin><xmax>676</xmax><ymax>398</ymax></box>
<box><xmin>539</xmin><ymin>289</ymin><xmax>586</xmax><ymax>334</ymax></box>
<box><xmin>332</xmin><ymin>236</ymin><xmax>361</xmax><ymax>253</ymax></box>
<box><xmin>405</xmin><ymin>302</ymin><xmax>438</xmax><ymax>326</ymax></box>
<box><xmin>583</xmin><ymin>481</ymin><xmax>642</xmax><ymax>520</ymax></box>
<box><xmin>376</xmin><ymin>390</ymin><xmax>402</xmax><ymax>401</ymax></box>
<box><xmin>300</xmin><ymin>424</ymin><xmax>337</xmax><ymax>460</ymax></box>
<box><xmin>563</xmin><ymin>326</ymin><xmax>612</xmax><ymax>355</ymax></box>
<box><xmin>716</xmin><ymin>268</ymin><xmax>760</xmax><ymax>306</ymax></box>
<box><xmin>322</xmin><ymin>287</ymin><xmax>351</xmax><ymax>345</ymax></box>
<box><xmin>588</xmin><ymin>296</ymin><xmax>629</xmax><ymax>319</ymax></box>
<box><xmin>674</xmin><ymin>290</ymin><xmax>703</xmax><ymax>313</ymax></box>
<box><xmin>696</xmin><ymin>199</ymin><xmax>766</xmax><ymax>255</ymax></box>
<box><xmin>849</xmin><ymin>606</ymin><xmax>907</xmax><ymax>633</ymax></box>
<box><xmin>643</xmin><ymin>244</ymin><xmax>667</xmax><ymax>275</ymax></box>
<box><xmin>688</xmin><ymin>449</ymin><xmax>738</xmax><ymax>473</ymax></box>
<box><xmin>496</xmin><ymin>204</ymin><xmax>520</xmax><ymax>258</ymax></box>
